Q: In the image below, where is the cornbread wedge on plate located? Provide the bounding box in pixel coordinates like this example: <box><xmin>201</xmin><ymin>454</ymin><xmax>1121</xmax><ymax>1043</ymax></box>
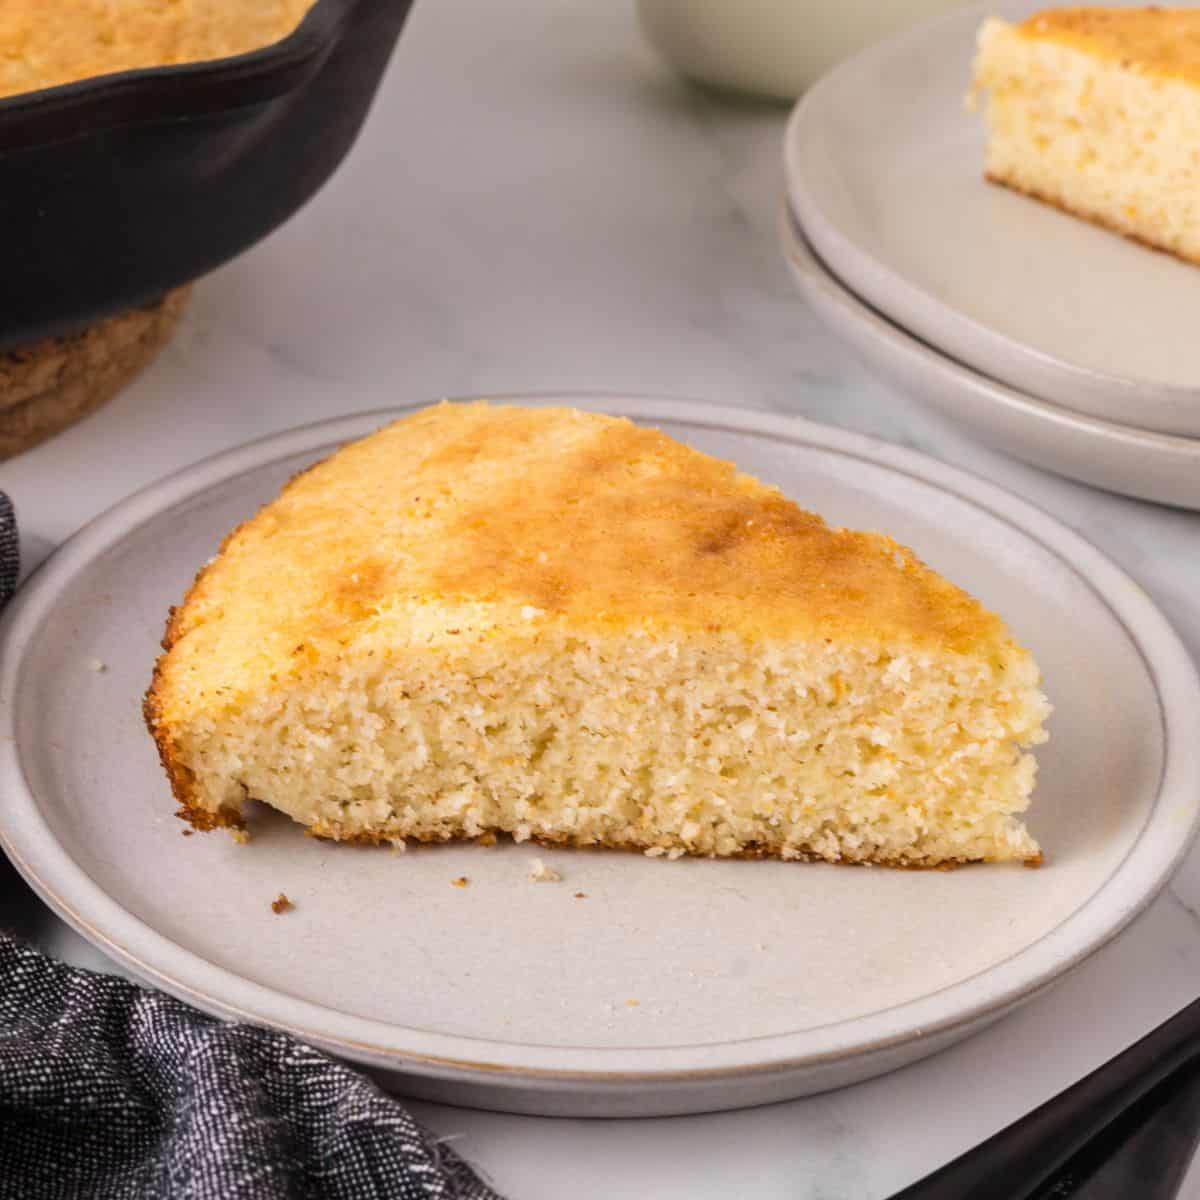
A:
<box><xmin>146</xmin><ymin>403</ymin><xmax>1050</xmax><ymax>867</ymax></box>
<box><xmin>971</xmin><ymin>8</ymin><xmax>1200</xmax><ymax>265</ymax></box>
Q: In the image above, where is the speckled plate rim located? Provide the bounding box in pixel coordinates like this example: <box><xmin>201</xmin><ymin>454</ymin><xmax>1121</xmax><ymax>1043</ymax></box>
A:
<box><xmin>778</xmin><ymin>207</ymin><xmax>1200</xmax><ymax>511</ymax></box>
<box><xmin>783</xmin><ymin>0</ymin><xmax>1200</xmax><ymax>437</ymax></box>
<box><xmin>2</xmin><ymin>396</ymin><xmax>1198</xmax><ymax>1089</ymax></box>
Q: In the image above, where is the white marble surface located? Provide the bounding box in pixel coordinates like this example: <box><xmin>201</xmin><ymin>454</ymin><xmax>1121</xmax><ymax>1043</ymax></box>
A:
<box><xmin>2</xmin><ymin>0</ymin><xmax>1198</xmax><ymax>1196</ymax></box>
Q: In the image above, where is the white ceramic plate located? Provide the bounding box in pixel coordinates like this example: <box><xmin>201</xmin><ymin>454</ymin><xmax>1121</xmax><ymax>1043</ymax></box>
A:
<box><xmin>781</xmin><ymin>211</ymin><xmax>1200</xmax><ymax>511</ymax></box>
<box><xmin>2</xmin><ymin>397</ymin><xmax>1198</xmax><ymax>1117</ymax></box>
<box><xmin>785</xmin><ymin>0</ymin><xmax>1200</xmax><ymax>438</ymax></box>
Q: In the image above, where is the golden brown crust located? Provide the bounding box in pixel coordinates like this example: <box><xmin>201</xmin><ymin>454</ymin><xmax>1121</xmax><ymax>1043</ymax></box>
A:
<box><xmin>151</xmin><ymin>403</ymin><xmax>1017</xmax><ymax>733</ymax></box>
<box><xmin>1015</xmin><ymin>8</ymin><xmax>1200</xmax><ymax>86</ymax></box>
<box><xmin>984</xmin><ymin>171</ymin><xmax>1200</xmax><ymax>268</ymax></box>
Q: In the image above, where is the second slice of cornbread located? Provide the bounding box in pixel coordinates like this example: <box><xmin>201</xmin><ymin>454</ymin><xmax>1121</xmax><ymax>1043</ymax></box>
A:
<box><xmin>971</xmin><ymin>8</ymin><xmax>1200</xmax><ymax>265</ymax></box>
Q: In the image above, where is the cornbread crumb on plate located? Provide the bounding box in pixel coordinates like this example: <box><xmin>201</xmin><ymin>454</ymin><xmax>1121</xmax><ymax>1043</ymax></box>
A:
<box><xmin>528</xmin><ymin>858</ymin><xmax>561</xmax><ymax>883</ymax></box>
<box><xmin>270</xmin><ymin>893</ymin><xmax>293</xmax><ymax>914</ymax></box>
<box><xmin>451</xmin><ymin>876</ymin><xmax>470</xmax><ymax>888</ymax></box>
<box><xmin>146</xmin><ymin>402</ymin><xmax>1050</xmax><ymax>869</ymax></box>
<box><xmin>971</xmin><ymin>8</ymin><xmax>1200</xmax><ymax>265</ymax></box>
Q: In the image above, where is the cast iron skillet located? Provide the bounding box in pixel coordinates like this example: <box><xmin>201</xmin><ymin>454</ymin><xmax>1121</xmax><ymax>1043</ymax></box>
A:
<box><xmin>0</xmin><ymin>0</ymin><xmax>414</xmax><ymax>352</ymax></box>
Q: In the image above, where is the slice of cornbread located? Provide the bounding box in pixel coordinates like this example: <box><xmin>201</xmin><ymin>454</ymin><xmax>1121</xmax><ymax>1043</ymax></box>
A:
<box><xmin>970</xmin><ymin>9</ymin><xmax>1200</xmax><ymax>265</ymax></box>
<box><xmin>146</xmin><ymin>403</ymin><xmax>1050</xmax><ymax>867</ymax></box>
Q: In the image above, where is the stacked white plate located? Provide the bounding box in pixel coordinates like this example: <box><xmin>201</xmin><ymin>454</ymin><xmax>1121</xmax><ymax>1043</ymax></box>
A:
<box><xmin>781</xmin><ymin>0</ymin><xmax>1200</xmax><ymax>511</ymax></box>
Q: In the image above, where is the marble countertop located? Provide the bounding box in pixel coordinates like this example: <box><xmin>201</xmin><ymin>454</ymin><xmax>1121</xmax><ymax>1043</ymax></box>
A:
<box><xmin>3</xmin><ymin>0</ymin><xmax>1199</xmax><ymax>1196</ymax></box>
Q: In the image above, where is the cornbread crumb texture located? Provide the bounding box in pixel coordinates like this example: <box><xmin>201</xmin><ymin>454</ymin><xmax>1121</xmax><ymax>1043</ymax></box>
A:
<box><xmin>0</xmin><ymin>1</ymin><xmax>315</xmax><ymax>99</ymax></box>
<box><xmin>148</xmin><ymin>402</ymin><xmax>1050</xmax><ymax>868</ymax></box>
<box><xmin>270</xmin><ymin>892</ymin><xmax>292</xmax><ymax>914</ymax></box>
<box><xmin>972</xmin><ymin>9</ymin><xmax>1200</xmax><ymax>265</ymax></box>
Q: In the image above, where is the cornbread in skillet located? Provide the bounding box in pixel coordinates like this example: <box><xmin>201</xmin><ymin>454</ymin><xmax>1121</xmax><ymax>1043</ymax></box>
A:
<box><xmin>0</xmin><ymin>1</ymin><xmax>315</xmax><ymax>99</ymax></box>
<box><xmin>146</xmin><ymin>403</ymin><xmax>1050</xmax><ymax>866</ymax></box>
<box><xmin>971</xmin><ymin>8</ymin><xmax>1200</xmax><ymax>265</ymax></box>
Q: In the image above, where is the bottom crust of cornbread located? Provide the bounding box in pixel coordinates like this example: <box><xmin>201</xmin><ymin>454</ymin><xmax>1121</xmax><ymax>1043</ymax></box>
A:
<box><xmin>198</xmin><ymin>813</ymin><xmax>1044</xmax><ymax>870</ymax></box>
<box><xmin>317</xmin><ymin>829</ymin><xmax>1043</xmax><ymax>869</ymax></box>
<box><xmin>985</xmin><ymin>171</ymin><xmax>1200</xmax><ymax>269</ymax></box>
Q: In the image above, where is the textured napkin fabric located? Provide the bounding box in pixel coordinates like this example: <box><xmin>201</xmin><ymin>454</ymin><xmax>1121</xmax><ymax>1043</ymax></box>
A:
<box><xmin>0</xmin><ymin>490</ymin><xmax>16</xmax><ymax>606</ymax></box>
<box><xmin>0</xmin><ymin>492</ymin><xmax>501</xmax><ymax>1200</ymax></box>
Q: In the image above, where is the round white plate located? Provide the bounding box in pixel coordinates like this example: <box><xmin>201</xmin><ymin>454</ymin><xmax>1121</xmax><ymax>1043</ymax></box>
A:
<box><xmin>781</xmin><ymin>210</ymin><xmax>1200</xmax><ymax>511</ymax></box>
<box><xmin>2</xmin><ymin>397</ymin><xmax>1198</xmax><ymax>1117</ymax></box>
<box><xmin>785</xmin><ymin>0</ymin><xmax>1200</xmax><ymax>438</ymax></box>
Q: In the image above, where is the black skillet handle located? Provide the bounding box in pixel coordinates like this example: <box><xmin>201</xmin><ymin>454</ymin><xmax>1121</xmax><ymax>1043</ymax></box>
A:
<box><xmin>891</xmin><ymin>996</ymin><xmax>1200</xmax><ymax>1200</ymax></box>
<box><xmin>1028</xmin><ymin>1057</ymin><xmax>1200</xmax><ymax>1199</ymax></box>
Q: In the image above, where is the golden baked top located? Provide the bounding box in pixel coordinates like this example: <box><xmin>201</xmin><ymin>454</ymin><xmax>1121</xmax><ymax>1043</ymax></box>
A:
<box><xmin>1014</xmin><ymin>7</ymin><xmax>1200</xmax><ymax>84</ymax></box>
<box><xmin>0</xmin><ymin>1</ymin><xmax>314</xmax><ymax>99</ymax></box>
<box><xmin>153</xmin><ymin>404</ymin><xmax>1018</xmax><ymax>724</ymax></box>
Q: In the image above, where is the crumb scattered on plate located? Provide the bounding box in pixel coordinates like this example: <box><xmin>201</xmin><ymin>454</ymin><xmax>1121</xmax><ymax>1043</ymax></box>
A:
<box><xmin>527</xmin><ymin>857</ymin><xmax>561</xmax><ymax>882</ymax></box>
<box><xmin>88</xmin><ymin>659</ymin><xmax>107</xmax><ymax>673</ymax></box>
<box><xmin>451</xmin><ymin>876</ymin><xmax>469</xmax><ymax>888</ymax></box>
<box><xmin>573</xmin><ymin>891</ymin><xmax>587</xmax><ymax>899</ymax></box>
<box><xmin>271</xmin><ymin>893</ymin><xmax>293</xmax><ymax>914</ymax></box>
<box><xmin>626</xmin><ymin>999</ymin><xmax>639</xmax><ymax>1007</ymax></box>
<box><xmin>181</xmin><ymin>829</ymin><xmax>193</xmax><ymax>837</ymax></box>
<box><xmin>231</xmin><ymin>828</ymin><xmax>250</xmax><ymax>845</ymax></box>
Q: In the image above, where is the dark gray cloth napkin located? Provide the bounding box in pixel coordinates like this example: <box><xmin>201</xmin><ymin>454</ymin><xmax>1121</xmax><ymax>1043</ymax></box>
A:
<box><xmin>0</xmin><ymin>491</ymin><xmax>501</xmax><ymax>1200</ymax></box>
<box><xmin>0</xmin><ymin>490</ymin><xmax>16</xmax><ymax>606</ymax></box>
